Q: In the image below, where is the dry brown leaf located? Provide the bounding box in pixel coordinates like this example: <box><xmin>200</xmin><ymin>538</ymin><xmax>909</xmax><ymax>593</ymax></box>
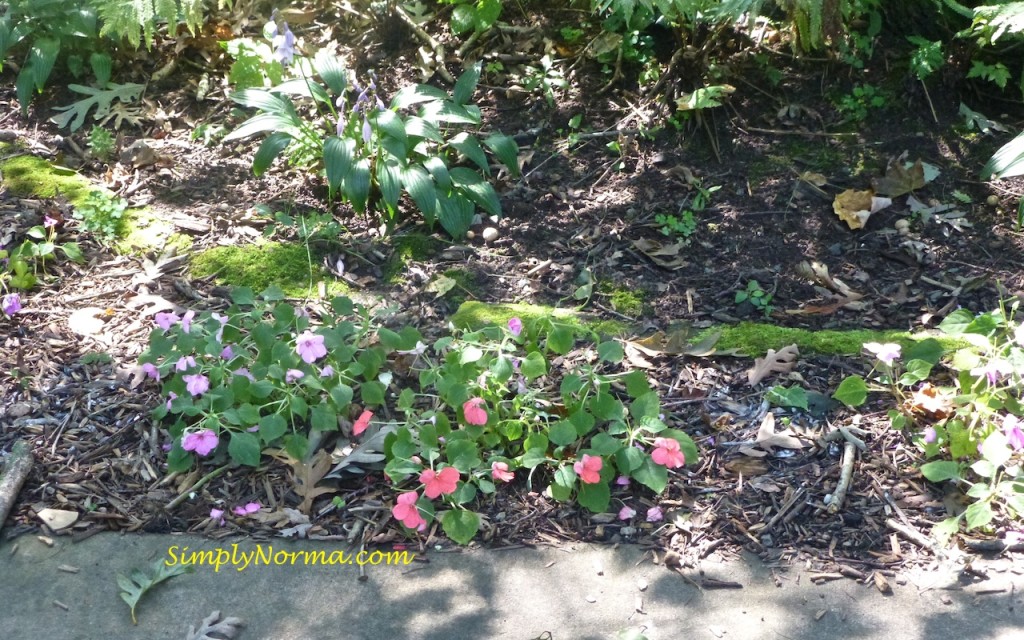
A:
<box><xmin>631</xmin><ymin>238</ymin><xmax>689</xmax><ymax>270</ymax></box>
<box><xmin>872</xmin><ymin>158</ymin><xmax>925</xmax><ymax>197</ymax></box>
<box><xmin>754</xmin><ymin>413</ymin><xmax>806</xmax><ymax>453</ymax></box>
<box><xmin>627</xmin><ymin>325</ymin><xmax>721</xmax><ymax>357</ymax></box>
<box><xmin>185</xmin><ymin>610</ymin><xmax>245</xmax><ymax>640</ymax></box>
<box><xmin>724</xmin><ymin>458</ymin><xmax>770</xmax><ymax>475</ymax></box>
<box><xmin>833</xmin><ymin>189</ymin><xmax>891</xmax><ymax>230</ymax></box>
<box><xmin>747</xmin><ymin>344</ymin><xmax>799</xmax><ymax>386</ymax></box>
<box><xmin>623</xmin><ymin>343</ymin><xmax>656</xmax><ymax>369</ymax></box>
<box><xmin>904</xmin><ymin>383</ymin><xmax>955</xmax><ymax>420</ymax></box>
<box><xmin>800</xmin><ymin>171</ymin><xmax>828</xmax><ymax>186</ymax></box>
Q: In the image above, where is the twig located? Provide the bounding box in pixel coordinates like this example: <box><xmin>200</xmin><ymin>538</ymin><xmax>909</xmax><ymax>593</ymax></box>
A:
<box><xmin>392</xmin><ymin>4</ymin><xmax>455</xmax><ymax>84</ymax></box>
<box><xmin>885</xmin><ymin>517</ymin><xmax>937</xmax><ymax>553</ymax></box>
<box><xmin>0</xmin><ymin>441</ymin><xmax>34</xmax><ymax>532</ymax></box>
<box><xmin>827</xmin><ymin>441</ymin><xmax>857</xmax><ymax>515</ymax></box>
<box><xmin>736</xmin><ymin>124</ymin><xmax>859</xmax><ymax>137</ymax></box>
<box><xmin>164</xmin><ymin>464</ymin><xmax>230</xmax><ymax>511</ymax></box>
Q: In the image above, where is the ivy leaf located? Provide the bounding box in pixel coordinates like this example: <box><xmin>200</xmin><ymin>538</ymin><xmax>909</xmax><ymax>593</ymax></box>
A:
<box><xmin>118</xmin><ymin>559</ymin><xmax>193</xmax><ymax>625</ymax></box>
<box><xmin>440</xmin><ymin>509</ymin><xmax>480</xmax><ymax>544</ymax></box>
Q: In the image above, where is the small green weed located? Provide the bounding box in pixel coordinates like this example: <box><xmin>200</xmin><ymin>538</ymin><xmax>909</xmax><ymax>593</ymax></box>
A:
<box><xmin>836</xmin><ymin>83</ymin><xmax>886</xmax><ymax>122</ymax></box>
<box><xmin>735</xmin><ymin>280</ymin><xmax>774</xmax><ymax>317</ymax></box>
<box><xmin>73</xmin><ymin>190</ymin><xmax>128</xmax><ymax>242</ymax></box>
<box><xmin>88</xmin><ymin>125</ymin><xmax>115</xmax><ymax>160</ymax></box>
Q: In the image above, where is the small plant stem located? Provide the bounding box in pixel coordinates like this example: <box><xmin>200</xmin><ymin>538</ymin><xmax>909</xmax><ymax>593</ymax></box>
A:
<box><xmin>165</xmin><ymin>464</ymin><xmax>230</xmax><ymax>511</ymax></box>
<box><xmin>919</xmin><ymin>80</ymin><xmax>938</xmax><ymax>124</ymax></box>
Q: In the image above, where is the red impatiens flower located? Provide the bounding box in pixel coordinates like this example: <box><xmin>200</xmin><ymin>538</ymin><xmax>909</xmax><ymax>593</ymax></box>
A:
<box><xmin>353</xmin><ymin>410</ymin><xmax>373</xmax><ymax>436</ymax></box>
<box><xmin>420</xmin><ymin>466</ymin><xmax>460</xmax><ymax>499</ymax></box>
<box><xmin>491</xmin><ymin>461</ymin><xmax>514</xmax><ymax>483</ymax></box>
<box><xmin>651</xmin><ymin>437</ymin><xmax>686</xmax><ymax>468</ymax></box>
<box><xmin>573</xmin><ymin>454</ymin><xmax>603</xmax><ymax>484</ymax></box>
<box><xmin>392</xmin><ymin>491</ymin><xmax>426</xmax><ymax>530</ymax></box>
<box><xmin>462</xmin><ymin>398</ymin><xmax>488</xmax><ymax>425</ymax></box>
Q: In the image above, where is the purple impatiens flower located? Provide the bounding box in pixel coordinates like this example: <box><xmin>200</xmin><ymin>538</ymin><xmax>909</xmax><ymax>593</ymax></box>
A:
<box><xmin>141</xmin><ymin>362</ymin><xmax>161</xmax><ymax>381</ymax></box>
<box><xmin>295</xmin><ymin>330</ymin><xmax>326</xmax><ymax>363</ymax></box>
<box><xmin>182</xmin><ymin>429</ymin><xmax>218</xmax><ymax>456</ymax></box>
<box><xmin>1004</xmin><ymin>415</ymin><xmax>1024</xmax><ymax>451</ymax></box>
<box><xmin>285</xmin><ymin>369</ymin><xmax>304</xmax><ymax>383</ymax></box>
<box><xmin>864</xmin><ymin>342</ymin><xmax>901</xmax><ymax>366</ymax></box>
<box><xmin>3</xmin><ymin>293</ymin><xmax>22</xmax><ymax>316</ymax></box>
<box><xmin>508</xmin><ymin>317</ymin><xmax>523</xmax><ymax>337</ymax></box>
<box><xmin>155</xmin><ymin>311</ymin><xmax>179</xmax><ymax>331</ymax></box>
<box><xmin>183</xmin><ymin>373</ymin><xmax>210</xmax><ymax>396</ymax></box>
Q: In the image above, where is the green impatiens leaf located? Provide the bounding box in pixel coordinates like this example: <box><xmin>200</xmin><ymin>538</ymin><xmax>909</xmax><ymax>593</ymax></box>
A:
<box><xmin>577</xmin><ymin>481</ymin><xmax>611</xmax><ymax>513</ymax></box>
<box><xmin>118</xmin><ymin>559</ymin><xmax>193</xmax><ymax>625</ymax></box>
<box><xmin>632</xmin><ymin>457</ymin><xmax>668</xmax><ymax>493</ymax></box>
<box><xmin>441</xmin><ymin>509</ymin><xmax>480</xmax><ymax>544</ymax></box>
<box><xmin>228</xmin><ymin>431</ymin><xmax>261</xmax><ymax>466</ymax></box>
<box><xmin>833</xmin><ymin>375</ymin><xmax>867</xmax><ymax>407</ymax></box>
<box><xmin>920</xmin><ymin>460</ymin><xmax>961</xmax><ymax>482</ymax></box>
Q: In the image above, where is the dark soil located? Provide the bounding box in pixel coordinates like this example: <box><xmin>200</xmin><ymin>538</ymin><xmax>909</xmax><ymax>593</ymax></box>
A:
<box><xmin>2</xmin><ymin>7</ymin><xmax>1023</xmax><ymax>576</ymax></box>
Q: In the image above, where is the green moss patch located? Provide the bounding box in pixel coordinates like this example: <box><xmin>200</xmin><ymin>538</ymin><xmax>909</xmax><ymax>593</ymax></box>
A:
<box><xmin>383</xmin><ymin>233</ymin><xmax>444</xmax><ymax>283</ymax></box>
<box><xmin>190</xmin><ymin>242</ymin><xmax>349</xmax><ymax>298</ymax></box>
<box><xmin>599</xmin><ymin>282</ymin><xmax>647</xmax><ymax>317</ymax></box>
<box><xmin>116</xmin><ymin>208</ymin><xmax>193</xmax><ymax>255</ymax></box>
<box><xmin>0</xmin><ymin>152</ymin><xmax>94</xmax><ymax>206</ymax></box>
<box><xmin>451</xmin><ymin>301</ymin><xmax>631</xmax><ymax>337</ymax></box>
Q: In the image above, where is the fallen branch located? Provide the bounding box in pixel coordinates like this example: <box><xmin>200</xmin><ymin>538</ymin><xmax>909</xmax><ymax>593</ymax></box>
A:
<box><xmin>0</xmin><ymin>441</ymin><xmax>34</xmax><ymax>531</ymax></box>
<box><xmin>885</xmin><ymin>517</ymin><xmax>937</xmax><ymax>552</ymax></box>
<box><xmin>392</xmin><ymin>4</ymin><xmax>455</xmax><ymax>84</ymax></box>
<box><xmin>827</xmin><ymin>441</ymin><xmax>857</xmax><ymax>515</ymax></box>
<box><xmin>164</xmin><ymin>464</ymin><xmax>230</xmax><ymax>511</ymax></box>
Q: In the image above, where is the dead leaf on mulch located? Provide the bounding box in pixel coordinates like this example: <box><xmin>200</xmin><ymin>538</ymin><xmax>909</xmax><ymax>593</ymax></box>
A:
<box><xmin>904</xmin><ymin>383</ymin><xmax>955</xmax><ymax>420</ymax></box>
<box><xmin>740</xmin><ymin>412</ymin><xmax>806</xmax><ymax>455</ymax></box>
<box><xmin>833</xmin><ymin>189</ymin><xmax>891</xmax><ymax>230</ymax></box>
<box><xmin>631</xmin><ymin>237</ymin><xmax>688</xmax><ymax>270</ymax></box>
<box><xmin>872</xmin><ymin>158</ymin><xmax>925</xmax><ymax>197</ymax></box>
<box><xmin>747</xmin><ymin>344</ymin><xmax>799</xmax><ymax>386</ymax></box>
<box><xmin>185</xmin><ymin>610</ymin><xmax>244</xmax><ymax>640</ymax></box>
<box><xmin>68</xmin><ymin>306</ymin><xmax>112</xmax><ymax>336</ymax></box>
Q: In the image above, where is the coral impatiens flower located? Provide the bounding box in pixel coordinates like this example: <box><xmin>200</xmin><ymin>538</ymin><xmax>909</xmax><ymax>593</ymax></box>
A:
<box><xmin>182</xmin><ymin>429</ymin><xmax>219</xmax><ymax>456</ymax></box>
<box><xmin>353</xmin><ymin>410</ymin><xmax>373</xmax><ymax>436</ymax></box>
<box><xmin>183</xmin><ymin>373</ymin><xmax>210</xmax><ymax>396</ymax></box>
<box><xmin>491</xmin><ymin>461</ymin><xmax>514</xmax><ymax>483</ymax></box>
<box><xmin>462</xmin><ymin>397</ymin><xmax>488</xmax><ymax>425</ymax></box>
<box><xmin>573</xmin><ymin>454</ymin><xmax>603</xmax><ymax>484</ymax></box>
<box><xmin>420</xmin><ymin>466</ymin><xmax>460</xmax><ymax>499</ymax></box>
<box><xmin>295</xmin><ymin>330</ymin><xmax>327</xmax><ymax>364</ymax></box>
<box><xmin>392</xmin><ymin>491</ymin><xmax>426</xmax><ymax>530</ymax></box>
<box><xmin>651</xmin><ymin>437</ymin><xmax>686</xmax><ymax>468</ymax></box>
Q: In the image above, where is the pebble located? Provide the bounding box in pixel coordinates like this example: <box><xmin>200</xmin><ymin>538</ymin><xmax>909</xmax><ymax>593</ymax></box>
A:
<box><xmin>986</xmin><ymin>194</ymin><xmax>999</xmax><ymax>207</ymax></box>
<box><xmin>482</xmin><ymin>227</ymin><xmax>499</xmax><ymax>242</ymax></box>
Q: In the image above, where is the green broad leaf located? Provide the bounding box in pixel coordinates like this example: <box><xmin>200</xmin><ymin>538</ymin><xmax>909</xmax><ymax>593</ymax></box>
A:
<box><xmin>345</xmin><ymin>158</ymin><xmax>371</xmax><ymax>213</ymax></box>
<box><xmin>377</xmin><ymin>158</ymin><xmax>402</xmax><ymax>210</ymax></box>
<box><xmin>228</xmin><ymin>431</ymin><xmax>261</xmax><ymax>467</ymax></box>
<box><xmin>920</xmin><ymin>460</ymin><xmax>962</xmax><ymax>483</ymax></box>
<box><xmin>590</xmin><ymin>432</ymin><xmax>621</xmax><ymax>456</ymax></box>
<box><xmin>570</xmin><ymin>410</ymin><xmax>595</xmax><ymax>436</ymax></box>
<box><xmin>284</xmin><ymin>433</ymin><xmax>309</xmax><ymax>460</ymax></box>
<box><xmin>633</xmin><ymin>457</ymin><xmax>668</xmax><ymax>493</ymax></box>
<box><xmin>259</xmin><ymin>414</ymin><xmax>287</xmax><ymax>444</ymax></box>
<box><xmin>249</xmin><ymin>379</ymin><xmax>275</xmax><ymax>399</ymax></box>
<box><xmin>323</xmin><ymin>136</ymin><xmax>353</xmax><ymax>192</ymax></box>
<box><xmin>445</xmin><ymin>439</ymin><xmax>481</xmax><ymax>472</ymax></box>
<box><xmin>236</xmin><ymin>404</ymin><xmax>261</xmax><ymax>424</ymax></box>
<box><xmin>312</xmin><ymin>50</ymin><xmax>347</xmax><ymax>95</ymax></box>
<box><xmin>361</xmin><ymin>380</ymin><xmax>386</xmax><ymax>406</ymax></box>
<box><xmin>421</xmin><ymin>100</ymin><xmax>480</xmax><ymax>125</ymax></box>
<box><xmin>577</xmin><ymin>481</ymin><xmax>611</xmax><ymax>513</ymax></box>
<box><xmin>449</xmin><ymin>133</ymin><xmax>490</xmax><ymax>174</ymax></box>
<box><xmin>452</xmin><ymin>481</ymin><xmax>477</xmax><ymax>505</ymax></box>
<box><xmin>311</xmin><ymin>405</ymin><xmax>337</xmax><ymax>431</ymax></box>
<box><xmin>615</xmin><ymin>446</ymin><xmax>644</xmax><ymax>474</ymax></box>
<box><xmin>422</xmin><ymin>156</ymin><xmax>452</xmax><ymax>190</ymax></box>
<box><xmin>59</xmin><ymin>242</ymin><xmax>84</xmax><ymax>262</ymax></box>
<box><xmin>453</xmin><ymin>63</ymin><xmax>482</xmax><ymax>105</ymax></box>
<box><xmin>252</xmin><ymin>131</ymin><xmax>292</xmax><ymax>176</ymax></box>
<box><xmin>29</xmin><ymin>37</ymin><xmax>59</xmax><ymax>91</ymax></box>
<box><xmin>899</xmin><ymin>359</ymin><xmax>934</xmax><ymax>385</ymax></box>
<box><xmin>401</xmin><ymin>164</ymin><xmax>437</xmax><ymax>221</ymax></box>
<box><xmin>548</xmin><ymin>420</ymin><xmax>578</xmax><ymax>446</ymax></box>
<box><xmin>223</xmin><ymin>112</ymin><xmax>298</xmax><ymax>141</ymax></box>
<box><xmin>437</xmin><ymin>193</ymin><xmax>475</xmax><ymax>239</ymax></box>
<box><xmin>623</xmin><ymin>370</ymin><xmax>651</xmax><ymax>398</ymax></box>
<box><xmin>490</xmin><ymin>356</ymin><xmax>513</xmax><ymax>382</ymax></box>
<box><xmin>15</xmin><ymin>68</ymin><xmax>33</xmax><ymax>112</ymax></box>
<box><xmin>938</xmin><ymin>308</ymin><xmax>975</xmax><ymax>336</ymax></box>
<box><xmin>597</xmin><ymin>340</ymin><xmax>624</xmax><ymax>364</ymax></box>
<box><xmin>290</xmin><ymin>395</ymin><xmax>308</xmax><ymax>419</ymax></box>
<box><xmin>589</xmin><ymin>391</ymin><xmax>625</xmax><ymax>421</ymax></box>
<box><xmin>964</xmin><ymin>501</ymin><xmax>995</xmax><ymax>531</ymax></box>
<box><xmin>905</xmin><ymin>338</ymin><xmax>944</xmax><ymax>365</ymax></box>
<box><xmin>372</xmin><ymin>109</ymin><xmax>407</xmax><ymax>148</ymax></box>
<box><xmin>981</xmin><ymin>430</ymin><xmax>1012</xmax><ymax>468</ymax></box>
<box><xmin>550</xmin><ymin>465</ymin><xmax>575</xmax><ymax>501</ymax></box>
<box><xmin>460</xmin><ymin>345</ymin><xmax>484</xmax><ymax>364</ymax></box>
<box><xmin>546</xmin><ymin>325</ymin><xmax>574</xmax><ymax>355</ymax></box>
<box><xmin>766</xmin><ymin>385</ymin><xmax>808</xmax><ymax>410</ymax></box>
<box><xmin>947</xmin><ymin>420</ymin><xmax>975</xmax><ymax>459</ymax></box>
<box><xmin>483</xmin><ymin>132</ymin><xmax>521</xmax><ymax>176</ymax></box>
<box><xmin>521</xmin><ymin>351</ymin><xmax>547</xmax><ymax>380</ymax></box>
<box><xmin>833</xmin><ymin>375</ymin><xmax>868</xmax><ymax>407</ymax></box>
<box><xmin>450</xmin><ymin>167</ymin><xmax>501</xmax><ymax>215</ymax></box>
<box><xmin>403</xmin><ymin>116</ymin><xmax>442</xmax><ymax>142</ymax></box>
<box><xmin>630</xmin><ymin>391</ymin><xmax>660</xmax><ymax>420</ymax></box>
<box><xmin>476</xmin><ymin>0</ymin><xmax>502</xmax><ymax>30</ymax></box>
<box><xmin>982</xmin><ymin>129</ymin><xmax>1024</xmax><ymax>180</ymax></box>
<box><xmin>391</xmin><ymin>83</ymin><xmax>448</xmax><ymax>110</ymax></box>
<box><xmin>451</xmin><ymin>5</ymin><xmax>475</xmax><ymax>34</ymax></box>
<box><xmin>118</xmin><ymin>559</ymin><xmax>193</xmax><ymax>625</ymax></box>
<box><xmin>931</xmin><ymin>516</ymin><xmax>961</xmax><ymax>546</ymax></box>
<box><xmin>440</xmin><ymin>509</ymin><xmax>480</xmax><ymax>545</ymax></box>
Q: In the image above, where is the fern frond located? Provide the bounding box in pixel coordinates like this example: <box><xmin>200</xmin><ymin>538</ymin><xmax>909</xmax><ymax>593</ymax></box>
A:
<box><xmin>974</xmin><ymin>2</ymin><xmax>1024</xmax><ymax>43</ymax></box>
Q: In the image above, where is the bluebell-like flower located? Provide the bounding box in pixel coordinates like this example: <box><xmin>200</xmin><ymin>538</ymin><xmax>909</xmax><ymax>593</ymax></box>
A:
<box><xmin>272</xmin><ymin>22</ymin><xmax>295</xmax><ymax>66</ymax></box>
<box><xmin>362</xmin><ymin>116</ymin><xmax>372</xmax><ymax>144</ymax></box>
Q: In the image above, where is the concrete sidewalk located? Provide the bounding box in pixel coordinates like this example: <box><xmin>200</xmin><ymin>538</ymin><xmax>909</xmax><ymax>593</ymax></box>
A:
<box><xmin>0</xmin><ymin>532</ymin><xmax>1021</xmax><ymax>640</ymax></box>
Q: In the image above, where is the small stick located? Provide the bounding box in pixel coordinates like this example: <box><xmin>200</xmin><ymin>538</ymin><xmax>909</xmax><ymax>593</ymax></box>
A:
<box><xmin>827</xmin><ymin>441</ymin><xmax>857</xmax><ymax>515</ymax></box>
<box><xmin>885</xmin><ymin>518</ymin><xmax>936</xmax><ymax>552</ymax></box>
<box><xmin>0</xmin><ymin>441</ymin><xmax>34</xmax><ymax>532</ymax></box>
<box><xmin>164</xmin><ymin>464</ymin><xmax>230</xmax><ymax>511</ymax></box>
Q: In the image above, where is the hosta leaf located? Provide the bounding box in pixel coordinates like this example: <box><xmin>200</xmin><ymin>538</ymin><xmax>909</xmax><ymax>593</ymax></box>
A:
<box><xmin>373</xmin><ymin>109</ymin><xmax>407</xmax><ymax>147</ymax></box>
<box><xmin>437</xmin><ymin>193</ymin><xmax>474</xmax><ymax>239</ymax></box>
<box><xmin>483</xmin><ymin>132</ymin><xmax>521</xmax><ymax>176</ymax></box>
<box><xmin>377</xmin><ymin>158</ymin><xmax>402</xmax><ymax>210</ymax></box>
<box><xmin>404</xmin><ymin>116</ymin><xmax>442</xmax><ymax>142</ymax></box>
<box><xmin>449</xmin><ymin>166</ymin><xmax>501</xmax><ymax>215</ymax></box>
<box><xmin>423</xmin><ymin>156</ymin><xmax>452</xmax><ymax>190</ymax></box>
<box><xmin>391</xmin><ymin>83</ymin><xmax>448</xmax><ymax>110</ymax></box>
<box><xmin>229</xmin><ymin>88</ymin><xmax>292</xmax><ymax>113</ymax></box>
<box><xmin>453</xmin><ymin>62</ymin><xmax>482</xmax><ymax>105</ymax></box>
<box><xmin>252</xmin><ymin>131</ymin><xmax>292</xmax><ymax>176</ymax></box>
<box><xmin>312</xmin><ymin>50</ymin><xmax>347</xmax><ymax>95</ymax></box>
<box><xmin>324</xmin><ymin>136</ymin><xmax>354</xmax><ymax>192</ymax></box>
<box><xmin>346</xmin><ymin>158</ymin><xmax>372</xmax><ymax>213</ymax></box>
<box><xmin>223</xmin><ymin>113</ymin><xmax>299</xmax><ymax>142</ymax></box>
<box><xmin>449</xmin><ymin>133</ymin><xmax>490</xmax><ymax>174</ymax></box>
<box><xmin>401</xmin><ymin>164</ymin><xmax>437</xmax><ymax>221</ymax></box>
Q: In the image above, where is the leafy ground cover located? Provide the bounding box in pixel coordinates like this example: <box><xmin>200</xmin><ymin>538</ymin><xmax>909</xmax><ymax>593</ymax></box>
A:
<box><xmin>2</xmin><ymin>1</ymin><xmax>1024</xmax><ymax>581</ymax></box>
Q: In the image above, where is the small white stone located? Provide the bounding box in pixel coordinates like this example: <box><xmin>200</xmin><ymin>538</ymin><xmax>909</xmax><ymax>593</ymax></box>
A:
<box><xmin>986</xmin><ymin>195</ymin><xmax>999</xmax><ymax>207</ymax></box>
<box><xmin>466</xmin><ymin>230</ymin><xmax>476</xmax><ymax>240</ymax></box>
<box><xmin>482</xmin><ymin>227</ymin><xmax>499</xmax><ymax>242</ymax></box>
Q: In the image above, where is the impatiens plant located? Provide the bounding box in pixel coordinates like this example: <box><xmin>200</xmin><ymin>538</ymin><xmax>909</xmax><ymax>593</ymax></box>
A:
<box><xmin>834</xmin><ymin>301</ymin><xmax>1024</xmax><ymax>543</ymax></box>
<box><xmin>223</xmin><ymin>15</ymin><xmax>520</xmax><ymax>238</ymax></box>
<box><xmin>142</xmin><ymin>289</ymin><xmax>700</xmax><ymax>545</ymax></box>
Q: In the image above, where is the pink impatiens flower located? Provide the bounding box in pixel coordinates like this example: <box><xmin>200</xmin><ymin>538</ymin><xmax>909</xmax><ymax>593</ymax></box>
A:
<box><xmin>180</xmin><ymin>310</ymin><xmax>196</xmax><ymax>334</ymax></box>
<box><xmin>864</xmin><ymin>342</ymin><xmax>901</xmax><ymax>366</ymax></box>
<box><xmin>154</xmin><ymin>311</ymin><xmax>179</xmax><ymax>331</ymax></box>
<box><xmin>183</xmin><ymin>373</ymin><xmax>210</xmax><ymax>396</ymax></box>
<box><xmin>1003</xmin><ymin>414</ymin><xmax>1024</xmax><ymax>451</ymax></box>
<box><xmin>233</xmin><ymin>502</ymin><xmax>261</xmax><ymax>517</ymax></box>
<box><xmin>2</xmin><ymin>293</ymin><xmax>22</xmax><ymax>315</ymax></box>
<box><xmin>175</xmin><ymin>356</ymin><xmax>196</xmax><ymax>372</ymax></box>
<box><xmin>182</xmin><ymin>429</ymin><xmax>219</xmax><ymax>456</ymax></box>
<box><xmin>353</xmin><ymin>410</ymin><xmax>373</xmax><ymax>436</ymax></box>
<box><xmin>234</xmin><ymin>367</ymin><xmax>256</xmax><ymax>382</ymax></box>
<box><xmin>141</xmin><ymin>362</ymin><xmax>160</xmax><ymax>381</ymax></box>
<box><xmin>211</xmin><ymin>312</ymin><xmax>229</xmax><ymax>342</ymax></box>
<box><xmin>295</xmin><ymin>330</ymin><xmax>327</xmax><ymax>364</ymax></box>
<box><xmin>165</xmin><ymin>391</ymin><xmax>177</xmax><ymax>410</ymax></box>
<box><xmin>573</xmin><ymin>454</ymin><xmax>603</xmax><ymax>484</ymax></box>
<box><xmin>491</xmin><ymin>461</ymin><xmax>514</xmax><ymax>483</ymax></box>
<box><xmin>285</xmin><ymin>369</ymin><xmax>304</xmax><ymax>383</ymax></box>
<box><xmin>462</xmin><ymin>397</ymin><xmax>488</xmax><ymax>425</ymax></box>
<box><xmin>320</xmin><ymin>365</ymin><xmax>335</xmax><ymax>377</ymax></box>
<box><xmin>420</xmin><ymin>466</ymin><xmax>460</xmax><ymax>499</ymax></box>
<box><xmin>651</xmin><ymin>437</ymin><xmax>686</xmax><ymax>469</ymax></box>
<box><xmin>618</xmin><ymin>506</ymin><xmax>636</xmax><ymax>521</ymax></box>
<box><xmin>508</xmin><ymin>317</ymin><xmax>523</xmax><ymax>337</ymax></box>
<box><xmin>210</xmin><ymin>508</ymin><xmax>225</xmax><ymax>526</ymax></box>
<box><xmin>220</xmin><ymin>345</ymin><xmax>234</xmax><ymax>360</ymax></box>
<box><xmin>392</xmin><ymin>491</ymin><xmax>426</xmax><ymax>530</ymax></box>
<box><xmin>646</xmin><ymin>506</ymin><xmax>664</xmax><ymax>522</ymax></box>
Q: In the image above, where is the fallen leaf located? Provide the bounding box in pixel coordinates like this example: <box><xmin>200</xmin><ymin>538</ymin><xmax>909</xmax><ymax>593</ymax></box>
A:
<box><xmin>426</xmin><ymin>274</ymin><xmax>457</xmax><ymax>298</ymax></box>
<box><xmin>631</xmin><ymin>238</ymin><xmax>689</xmax><ymax>270</ymax></box>
<box><xmin>747</xmin><ymin>344</ymin><xmax>799</xmax><ymax>386</ymax></box>
<box><xmin>904</xmin><ymin>383</ymin><xmax>954</xmax><ymax>419</ymax></box>
<box><xmin>800</xmin><ymin>171</ymin><xmax>828</xmax><ymax>186</ymax></box>
<box><xmin>185</xmin><ymin>610</ymin><xmax>245</xmax><ymax>640</ymax></box>
<box><xmin>627</xmin><ymin>324</ymin><xmax>722</xmax><ymax>357</ymax></box>
<box><xmin>872</xmin><ymin>157</ymin><xmax>926</xmax><ymax>197</ymax></box>
<box><xmin>37</xmin><ymin>508</ymin><xmax>78</xmax><ymax>530</ymax></box>
<box><xmin>793</xmin><ymin>260</ymin><xmax>862</xmax><ymax>299</ymax></box>
<box><xmin>68</xmin><ymin>307</ymin><xmax>110</xmax><ymax>336</ymax></box>
<box><xmin>724</xmin><ymin>457</ymin><xmax>770</xmax><ymax>474</ymax></box>
<box><xmin>833</xmin><ymin>189</ymin><xmax>891</xmax><ymax>230</ymax></box>
<box><xmin>754</xmin><ymin>413</ymin><xmax>806</xmax><ymax>453</ymax></box>
<box><xmin>748</xmin><ymin>475</ymin><xmax>783</xmax><ymax>492</ymax></box>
